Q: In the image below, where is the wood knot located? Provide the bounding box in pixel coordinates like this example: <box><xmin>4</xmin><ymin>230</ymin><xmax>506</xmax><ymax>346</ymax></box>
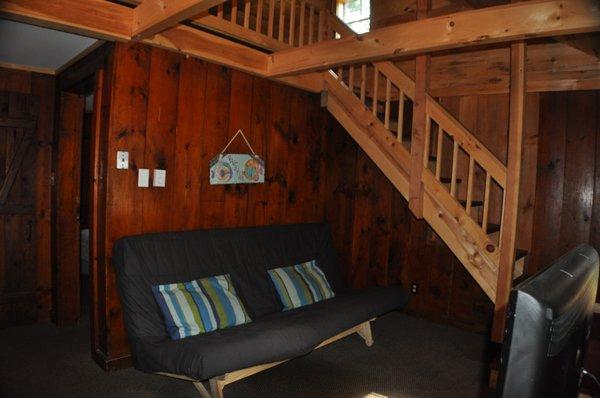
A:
<box><xmin>486</xmin><ymin>244</ymin><xmax>495</xmax><ymax>253</ymax></box>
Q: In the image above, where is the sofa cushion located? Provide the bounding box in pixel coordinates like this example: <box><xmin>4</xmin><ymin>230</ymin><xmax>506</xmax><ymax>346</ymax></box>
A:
<box><xmin>113</xmin><ymin>223</ymin><xmax>346</xmax><ymax>340</ymax></box>
<box><xmin>152</xmin><ymin>274</ymin><xmax>251</xmax><ymax>340</ymax></box>
<box><xmin>130</xmin><ymin>285</ymin><xmax>409</xmax><ymax>380</ymax></box>
<box><xmin>269</xmin><ymin>260</ymin><xmax>335</xmax><ymax>310</ymax></box>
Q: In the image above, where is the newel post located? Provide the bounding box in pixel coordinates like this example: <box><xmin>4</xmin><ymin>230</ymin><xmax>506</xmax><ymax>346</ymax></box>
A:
<box><xmin>492</xmin><ymin>41</ymin><xmax>526</xmax><ymax>343</ymax></box>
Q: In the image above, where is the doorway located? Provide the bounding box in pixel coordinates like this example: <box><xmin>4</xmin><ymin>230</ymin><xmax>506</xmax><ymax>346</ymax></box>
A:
<box><xmin>53</xmin><ymin>68</ymin><xmax>105</xmax><ymax>327</ymax></box>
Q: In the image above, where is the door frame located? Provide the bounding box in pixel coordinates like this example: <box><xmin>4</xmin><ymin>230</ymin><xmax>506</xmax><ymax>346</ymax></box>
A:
<box><xmin>52</xmin><ymin>53</ymin><xmax>109</xmax><ymax>328</ymax></box>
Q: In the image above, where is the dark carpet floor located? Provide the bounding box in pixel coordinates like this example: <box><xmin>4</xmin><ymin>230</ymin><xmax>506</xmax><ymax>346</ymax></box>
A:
<box><xmin>0</xmin><ymin>311</ymin><xmax>491</xmax><ymax>398</ymax></box>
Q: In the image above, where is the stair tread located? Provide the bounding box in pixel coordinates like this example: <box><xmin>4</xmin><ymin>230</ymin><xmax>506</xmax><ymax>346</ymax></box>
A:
<box><xmin>486</xmin><ymin>223</ymin><xmax>501</xmax><ymax>234</ymax></box>
<box><xmin>516</xmin><ymin>249</ymin><xmax>528</xmax><ymax>261</ymax></box>
<box><xmin>459</xmin><ymin>199</ymin><xmax>484</xmax><ymax>207</ymax></box>
<box><xmin>439</xmin><ymin>177</ymin><xmax>463</xmax><ymax>184</ymax></box>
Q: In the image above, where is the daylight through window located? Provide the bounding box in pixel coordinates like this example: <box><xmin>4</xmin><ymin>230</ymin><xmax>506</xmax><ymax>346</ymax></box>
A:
<box><xmin>337</xmin><ymin>0</ymin><xmax>371</xmax><ymax>34</ymax></box>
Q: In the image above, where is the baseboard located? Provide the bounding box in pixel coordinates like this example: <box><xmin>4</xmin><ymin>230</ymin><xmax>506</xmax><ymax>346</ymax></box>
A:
<box><xmin>92</xmin><ymin>348</ymin><xmax>132</xmax><ymax>371</ymax></box>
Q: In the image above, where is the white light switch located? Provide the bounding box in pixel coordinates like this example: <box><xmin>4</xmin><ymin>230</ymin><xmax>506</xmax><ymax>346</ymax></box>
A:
<box><xmin>117</xmin><ymin>151</ymin><xmax>129</xmax><ymax>169</ymax></box>
<box><xmin>138</xmin><ymin>169</ymin><xmax>149</xmax><ymax>187</ymax></box>
<box><xmin>153</xmin><ymin>169</ymin><xmax>166</xmax><ymax>187</ymax></box>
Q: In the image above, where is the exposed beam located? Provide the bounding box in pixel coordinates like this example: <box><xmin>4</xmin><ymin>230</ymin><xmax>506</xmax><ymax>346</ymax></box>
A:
<box><xmin>133</xmin><ymin>0</ymin><xmax>227</xmax><ymax>40</ymax></box>
<box><xmin>268</xmin><ymin>0</ymin><xmax>600</xmax><ymax>76</ymax></box>
<box><xmin>0</xmin><ymin>0</ymin><xmax>326</xmax><ymax>93</ymax></box>
<box><xmin>148</xmin><ymin>25</ymin><xmax>268</xmax><ymax>73</ymax></box>
<box><xmin>0</xmin><ymin>0</ymin><xmax>132</xmax><ymax>41</ymax></box>
<box><xmin>492</xmin><ymin>41</ymin><xmax>526</xmax><ymax>343</ymax></box>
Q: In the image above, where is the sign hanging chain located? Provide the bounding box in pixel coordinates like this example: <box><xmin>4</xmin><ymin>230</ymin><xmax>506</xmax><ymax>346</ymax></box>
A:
<box><xmin>219</xmin><ymin>129</ymin><xmax>257</xmax><ymax>156</ymax></box>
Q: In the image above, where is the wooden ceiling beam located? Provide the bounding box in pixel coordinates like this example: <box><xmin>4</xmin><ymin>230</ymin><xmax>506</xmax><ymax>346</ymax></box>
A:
<box><xmin>267</xmin><ymin>0</ymin><xmax>600</xmax><ymax>77</ymax></box>
<box><xmin>132</xmin><ymin>0</ymin><xmax>227</xmax><ymax>40</ymax></box>
<box><xmin>0</xmin><ymin>0</ymin><xmax>132</xmax><ymax>41</ymax></box>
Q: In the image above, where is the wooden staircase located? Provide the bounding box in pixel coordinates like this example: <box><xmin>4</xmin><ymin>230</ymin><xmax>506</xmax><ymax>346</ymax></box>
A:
<box><xmin>201</xmin><ymin>0</ymin><xmax>528</xmax><ymax>339</ymax></box>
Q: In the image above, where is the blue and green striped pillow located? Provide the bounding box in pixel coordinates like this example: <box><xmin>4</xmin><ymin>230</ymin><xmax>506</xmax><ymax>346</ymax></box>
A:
<box><xmin>152</xmin><ymin>274</ymin><xmax>251</xmax><ymax>340</ymax></box>
<box><xmin>268</xmin><ymin>260</ymin><xmax>335</xmax><ymax>311</ymax></box>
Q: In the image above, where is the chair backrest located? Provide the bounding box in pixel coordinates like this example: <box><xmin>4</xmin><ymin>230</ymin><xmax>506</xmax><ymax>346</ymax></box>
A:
<box><xmin>113</xmin><ymin>223</ymin><xmax>344</xmax><ymax>339</ymax></box>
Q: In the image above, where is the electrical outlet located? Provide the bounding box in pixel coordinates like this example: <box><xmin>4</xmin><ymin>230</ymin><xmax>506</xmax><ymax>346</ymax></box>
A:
<box><xmin>411</xmin><ymin>283</ymin><xmax>419</xmax><ymax>294</ymax></box>
<box><xmin>117</xmin><ymin>151</ymin><xmax>129</xmax><ymax>169</ymax></box>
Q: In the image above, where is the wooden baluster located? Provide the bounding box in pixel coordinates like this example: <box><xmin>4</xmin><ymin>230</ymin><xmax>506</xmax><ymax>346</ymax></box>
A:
<box><xmin>435</xmin><ymin>128</ymin><xmax>443</xmax><ymax>180</ymax></box>
<box><xmin>299</xmin><ymin>1</ymin><xmax>306</xmax><ymax>46</ymax></box>
<box><xmin>278</xmin><ymin>0</ymin><xmax>285</xmax><ymax>41</ymax></box>
<box><xmin>217</xmin><ymin>3</ymin><xmax>223</xmax><ymax>18</ymax></box>
<box><xmin>360</xmin><ymin>65</ymin><xmax>366</xmax><ymax>104</ymax></box>
<box><xmin>289</xmin><ymin>0</ymin><xmax>296</xmax><ymax>46</ymax></box>
<box><xmin>466</xmin><ymin>157</ymin><xmax>474</xmax><ymax>214</ymax></box>
<box><xmin>308</xmin><ymin>5</ymin><xmax>314</xmax><ymax>45</ymax></box>
<box><xmin>372</xmin><ymin>66</ymin><xmax>379</xmax><ymax>116</ymax></box>
<box><xmin>267</xmin><ymin>0</ymin><xmax>275</xmax><ymax>37</ymax></box>
<box><xmin>243</xmin><ymin>0</ymin><xmax>251</xmax><ymax>28</ymax></box>
<box><xmin>384</xmin><ymin>78</ymin><xmax>391</xmax><ymax>129</ymax></box>
<box><xmin>317</xmin><ymin>10</ymin><xmax>324</xmax><ymax>42</ymax></box>
<box><xmin>397</xmin><ymin>91</ymin><xmax>404</xmax><ymax>142</ymax></box>
<box><xmin>256</xmin><ymin>0</ymin><xmax>264</xmax><ymax>33</ymax></box>
<box><xmin>482</xmin><ymin>173</ymin><xmax>491</xmax><ymax>231</ymax></box>
<box><xmin>231</xmin><ymin>0</ymin><xmax>238</xmax><ymax>23</ymax></box>
<box><xmin>450</xmin><ymin>140</ymin><xmax>459</xmax><ymax>197</ymax></box>
<box><xmin>337</xmin><ymin>67</ymin><xmax>343</xmax><ymax>82</ymax></box>
<box><xmin>423</xmin><ymin>116</ymin><xmax>431</xmax><ymax>167</ymax></box>
<box><xmin>348</xmin><ymin>66</ymin><xmax>355</xmax><ymax>94</ymax></box>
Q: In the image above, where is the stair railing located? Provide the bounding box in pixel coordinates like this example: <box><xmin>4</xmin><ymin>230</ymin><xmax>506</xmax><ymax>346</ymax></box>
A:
<box><xmin>327</xmin><ymin>16</ymin><xmax>510</xmax><ymax>271</ymax></box>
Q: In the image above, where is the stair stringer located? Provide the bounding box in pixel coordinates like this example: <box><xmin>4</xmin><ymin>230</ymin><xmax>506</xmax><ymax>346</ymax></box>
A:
<box><xmin>324</xmin><ymin>73</ymin><xmax>498</xmax><ymax>302</ymax></box>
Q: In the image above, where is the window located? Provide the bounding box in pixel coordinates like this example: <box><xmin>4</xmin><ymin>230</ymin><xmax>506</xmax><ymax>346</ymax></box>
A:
<box><xmin>337</xmin><ymin>0</ymin><xmax>371</xmax><ymax>34</ymax></box>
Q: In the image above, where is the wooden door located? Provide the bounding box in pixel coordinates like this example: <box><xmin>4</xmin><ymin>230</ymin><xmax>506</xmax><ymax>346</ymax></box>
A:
<box><xmin>0</xmin><ymin>91</ymin><xmax>40</xmax><ymax>326</ymax></box>
<box><xmin>54</xmin><ymin>92</ymin><xmax>84</xmax><ymax>325</ymax></box>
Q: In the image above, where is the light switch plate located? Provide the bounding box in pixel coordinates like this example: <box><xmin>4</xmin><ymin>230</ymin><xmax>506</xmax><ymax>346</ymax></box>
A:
<box><xmin>138</xmin><ymin>169</ymin><xmax>149</xmax><ymax>187</ymax></box>
<box><xmin>153</xmin><ymin>169</ymin><xmax>166</xmax><ymax>187</ymax></box>
<box><xmin>117</xmin><ymin>151</ymin><xmax>129</xmax><ymax>169</ymax></box>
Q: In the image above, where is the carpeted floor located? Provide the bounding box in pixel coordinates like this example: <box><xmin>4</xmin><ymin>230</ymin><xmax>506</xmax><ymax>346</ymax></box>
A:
<box><xmin>0</xmin><ymin>311</ymin><xmax>491</xmax><ymax>398</ymax></box>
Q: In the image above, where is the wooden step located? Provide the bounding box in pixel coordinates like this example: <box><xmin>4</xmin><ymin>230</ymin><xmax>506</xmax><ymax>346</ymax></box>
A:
<box><xmin>513</xmin><ymin>249</ymin><xmax>528</xmax><ymax>280</ymax></box>
<box><xmin>486</xmin><ymin>223</ymin><xmax>501</xmax><ymax>234</ymax></box>
<box><xmin>459</xmin><ymin>199</ymin><xmax>484</xmax><ymax>208</ymax></box>
<box><xmin>440</xmin><ymin>177</ymin><xmax>463</xmax><ymax>184</ymax></box>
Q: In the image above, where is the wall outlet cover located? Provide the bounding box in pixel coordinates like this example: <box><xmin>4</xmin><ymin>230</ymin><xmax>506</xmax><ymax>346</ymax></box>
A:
<box><xmin>153</xmin><ymin>169</ymin><xmax>166</xmax><ymax>187</ymax></box>
<box><xmin>138</xmin><ymin>168</ymin><xmax>150</xmax><ymax>187</ymax></box>
<box><xmin>117</xmin><ymin>151</ymin><xmax>129</xmax><ymax>169</ymax></box>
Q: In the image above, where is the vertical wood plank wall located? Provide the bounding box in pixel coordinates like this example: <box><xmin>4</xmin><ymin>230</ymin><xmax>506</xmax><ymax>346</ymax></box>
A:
<box><xmin>530</xmin><ymin>91</ymin><xmax>600</xmax><ymax>288</ymax></box>
<box><xmin>97</xmin><ymin>43</ymin><xmax>333</xmax><ymax>363</ymax></box>
<box><xmin>0</xmin><ymin>67</ymin><xmax>55</xmax><ymax>325</ymax></box>
<box><xmin>96</xmin><ymin>43</ymin><xmax>515</xmax><ymax>364</ymax></box>
<box><xmin>66</xmin><ymin>43</ymin><xmax>599</xmax><ymax>367</ymax></box>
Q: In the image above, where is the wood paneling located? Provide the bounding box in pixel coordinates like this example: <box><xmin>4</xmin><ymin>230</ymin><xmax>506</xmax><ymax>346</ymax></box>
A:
<box><xmin>94</xmin><ymin>42</ymin><xmax>551</xmax><ymax>366</ymax></box>
<box><xmin>0</xmin><ymin>67</ymin><xmax>54</xmax><ymax>327</ymax></box>
<box><xmin>530</xmin><ymin>91</ymin><xmax>600</xmax><ymax>277</ymax></box>
<box><xmin>96</xmin><ymin>42</ymin><xmax>333</xmax><ymax>363</ymax></box>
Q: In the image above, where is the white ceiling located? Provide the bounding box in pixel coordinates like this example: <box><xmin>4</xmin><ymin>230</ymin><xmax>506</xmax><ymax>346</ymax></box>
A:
<box><xmin>0</xmin><ymin>19</ymin><xmax>99</xmax><ymax>73</ymax></box>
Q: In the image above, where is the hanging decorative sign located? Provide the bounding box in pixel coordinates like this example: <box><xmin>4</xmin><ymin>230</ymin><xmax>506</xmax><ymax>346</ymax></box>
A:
<box><xmin>210</xmin><ymin>129</ymin><xmax>265</xmax><ymax>185</ymax></box>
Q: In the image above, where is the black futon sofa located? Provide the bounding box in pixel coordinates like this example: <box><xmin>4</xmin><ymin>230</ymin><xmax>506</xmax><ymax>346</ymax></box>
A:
<box><xmin>113</xmin><ymin>223</ymin><xmax>409</xmax><ymax>397</ymax></box>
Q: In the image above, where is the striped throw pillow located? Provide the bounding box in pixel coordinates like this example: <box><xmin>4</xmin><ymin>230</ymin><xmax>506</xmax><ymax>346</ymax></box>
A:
<box><xmin>152</xmin><ymin>274</ymin><xmax>251</xmax><ymax>340</ymax></box>
<box><xmin>268</xmin><ymin>260</ymin><xmax>335</xmax><ymax>311</ymax></box>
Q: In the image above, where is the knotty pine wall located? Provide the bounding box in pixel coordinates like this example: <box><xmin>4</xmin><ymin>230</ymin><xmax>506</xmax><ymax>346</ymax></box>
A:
<box><xmin>96</xmin><ymin>43</ymin><xmax>600</xmax><ymax>367</ymax></box>
<box><xmin>96</xmin><ymin>43</ymin><xmax>506</xmax><ymax>365</ymax></box>
<box><xmin>98</xmin><ymin>43</ymin><xmax>333</xmax><ymax>363</ymax></box>
<box><xmin>530</xmin><ymin>91</ymin><xmax>600</xmax><ymax>281</ymax></box>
